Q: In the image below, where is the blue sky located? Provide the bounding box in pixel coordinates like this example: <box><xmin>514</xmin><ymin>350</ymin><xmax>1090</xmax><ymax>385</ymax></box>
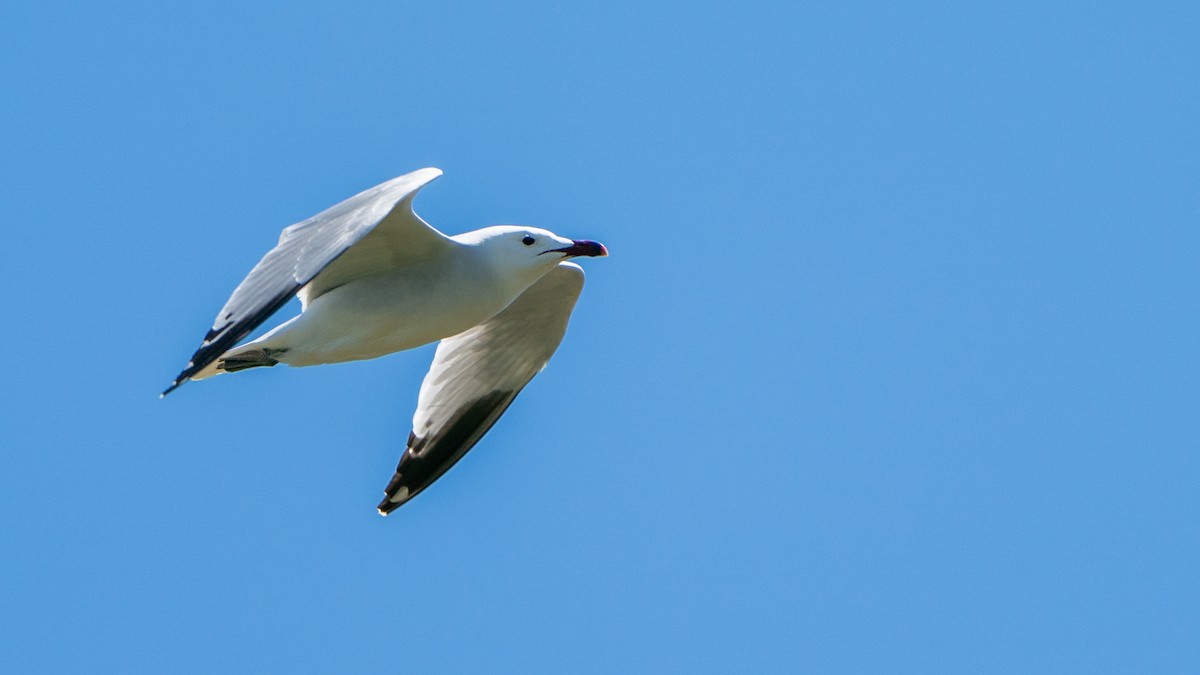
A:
<box><xmin>2</xmin><ymin>1</ymin><xmax>1197</xmax><ymax>672</ymax></box>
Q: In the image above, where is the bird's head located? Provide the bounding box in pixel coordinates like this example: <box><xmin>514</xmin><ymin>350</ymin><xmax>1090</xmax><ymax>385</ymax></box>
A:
<box><xmin>463</xmin><ymin>225</ymin><xmax>608</xmax><ymax>284</ymax></box>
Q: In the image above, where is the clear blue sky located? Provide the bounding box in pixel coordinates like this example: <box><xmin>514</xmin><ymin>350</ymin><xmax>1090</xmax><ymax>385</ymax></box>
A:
<box><xmin>2</xmin><ymin>1</ymin><xmax>1197</xmax><ymax>672</ymax></box>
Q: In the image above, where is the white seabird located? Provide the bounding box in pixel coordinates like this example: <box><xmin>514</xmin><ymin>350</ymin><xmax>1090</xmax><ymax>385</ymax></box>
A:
<box><xmin>163</xmin><ymin>168</ymin><xmax>608</xmax><ymax>515</ymax></box>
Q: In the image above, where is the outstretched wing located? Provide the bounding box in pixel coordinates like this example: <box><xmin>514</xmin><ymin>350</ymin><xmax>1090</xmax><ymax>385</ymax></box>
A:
<box><xmin>377</xmin><ymin>262</ymin><xmax>587</xmax><ymax>515</ymax></box>
<box><xmin>164</xmin><ymin>168</ymin><xmax>448</xmax><ymax>395</ymax></box>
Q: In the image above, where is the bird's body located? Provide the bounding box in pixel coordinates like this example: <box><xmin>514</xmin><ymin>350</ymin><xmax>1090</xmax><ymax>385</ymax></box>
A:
<box><xmin>165</xmin><ymin>168</ymin><xmax>607</xmax><ymax>514</ymax></box>
<box><xmin>205</xmin><ymin>235</ymin><xmax>528</xmax><ymax>371</ymax></box>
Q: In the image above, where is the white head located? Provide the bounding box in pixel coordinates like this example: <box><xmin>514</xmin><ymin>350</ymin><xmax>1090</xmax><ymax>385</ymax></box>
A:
<box><xmin>458</xmin><ymin>225</ymin><xmax>608</xmax><ymax>288</ymax></box>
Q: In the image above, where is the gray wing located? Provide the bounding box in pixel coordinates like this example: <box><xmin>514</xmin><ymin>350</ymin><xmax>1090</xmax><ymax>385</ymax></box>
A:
<box><xmin>377</xmin><ymin>262</ymin><xmax>587</xmax><ymax>514</ymax></box>
<box><xmin>164</xmin><ymin>168</ymin><xmax>448</xmax><ymax>395</ymax></box>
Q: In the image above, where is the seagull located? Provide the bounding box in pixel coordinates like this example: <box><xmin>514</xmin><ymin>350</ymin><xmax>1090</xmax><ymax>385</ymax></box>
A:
<box><xmin>163</xmin><ymin>168</ymin><xmax>607</xmax><ymax>515</ymax></box>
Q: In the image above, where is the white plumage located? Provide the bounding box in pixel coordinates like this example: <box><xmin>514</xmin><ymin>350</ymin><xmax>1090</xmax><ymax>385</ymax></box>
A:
<box><xmin>164</xmin><ymin>168</ymin><xmax>607</xmax><ymax>514</ymax></box>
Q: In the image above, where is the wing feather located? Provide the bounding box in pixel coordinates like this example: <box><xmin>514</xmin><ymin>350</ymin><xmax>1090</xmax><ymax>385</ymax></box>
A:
<box><xmin>377</xmin><ymin>262</ymin><xmax>587</xmax><ymax>514</ymax></box>
<box><xmin>164</xmin><ymin>168</ymin><xmax>447</xmax><ymax>395</ymax></box>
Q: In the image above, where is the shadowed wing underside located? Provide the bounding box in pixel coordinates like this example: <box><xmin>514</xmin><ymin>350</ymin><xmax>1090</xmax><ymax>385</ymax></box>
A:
<box><xmin>378</xmin><ymin>262</ymin><xmax>587</xmax><ymax>514</ymax></box>
<box><xmin>164</xmin><ymin>168</ymin><xmax>447</xmax><ymax>395</ymax></box>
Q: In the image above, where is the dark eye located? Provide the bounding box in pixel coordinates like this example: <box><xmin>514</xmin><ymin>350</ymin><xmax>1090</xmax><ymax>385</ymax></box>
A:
<box><xmin>522</xmin><ymin>235</ymin><xmax>536</xmax><ymax>246</ymax></box>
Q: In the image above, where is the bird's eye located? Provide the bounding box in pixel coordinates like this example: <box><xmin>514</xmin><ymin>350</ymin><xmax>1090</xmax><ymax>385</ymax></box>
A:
<box><xmin>522</xmin><ymin>236</ymin><xmax>536</xmax><ymax>246</ymax></box>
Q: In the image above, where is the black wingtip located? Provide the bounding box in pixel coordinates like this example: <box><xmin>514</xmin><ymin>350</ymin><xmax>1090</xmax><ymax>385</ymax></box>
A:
<box><xmin>374</xmin><ymin>390</ymin><xmax>520</xmax><ymax>519</ymax></box>
<box><xmin>377</xmin><ymin>493</ymin><xmax>405</xmax><ymax>516</ymax></box>
<box><xmin>161</xmin><ymin>378</ymin><xmax>185</xmax><ymax>398</ymax></box>
<box><xmin>377</xmin><ymin>471</ymin><xmax>411</xmax><ymax>516</ymax></box>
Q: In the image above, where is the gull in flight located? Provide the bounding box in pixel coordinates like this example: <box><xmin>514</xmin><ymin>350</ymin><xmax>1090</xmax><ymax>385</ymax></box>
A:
<box><xmin>163</xmin><ymin>168</ymin><xmax>607</xmax><ymax>515</ymax></box>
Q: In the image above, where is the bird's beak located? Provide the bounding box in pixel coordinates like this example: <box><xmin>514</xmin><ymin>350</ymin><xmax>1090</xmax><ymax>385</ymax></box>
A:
<box><xmin>546</xmin><ymin>239</ymin><xmax>609</xmax><ymax>257</ymax></box>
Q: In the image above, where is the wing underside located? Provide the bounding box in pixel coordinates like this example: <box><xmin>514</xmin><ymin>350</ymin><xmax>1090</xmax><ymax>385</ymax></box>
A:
<box><xmin>377</xmin><ymin>262</ymin><xmax>587</xmax><ymax>514</ymax></box>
